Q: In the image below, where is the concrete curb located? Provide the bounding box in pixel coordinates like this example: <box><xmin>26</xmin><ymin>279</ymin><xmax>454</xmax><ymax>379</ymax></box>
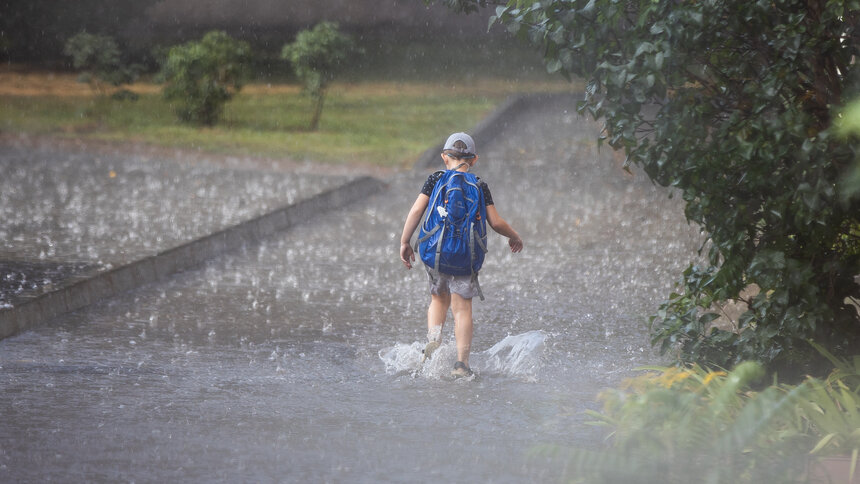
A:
<box><xmin>0</xmin><ymin>176</ymin><xmax>387</xmax><ymax>340</ymax></box>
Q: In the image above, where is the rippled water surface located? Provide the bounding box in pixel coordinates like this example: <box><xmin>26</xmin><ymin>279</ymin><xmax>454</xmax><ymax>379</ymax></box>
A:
<box><xmin>0</xmin><ymin>95</ymin><xmax>702</xmax><ymax>482</ymax></box>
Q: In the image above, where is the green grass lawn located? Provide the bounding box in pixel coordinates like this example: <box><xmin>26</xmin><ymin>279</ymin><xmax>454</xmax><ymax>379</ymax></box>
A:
<box><xmin>0</xmin><ymin>35</ymin><xmax>577</xmax><ymax>168</ymax></box>
<box><xmin>1</xmin><ymin>81</ymin><xmax>573</xmax><ymax>168</ymax></box>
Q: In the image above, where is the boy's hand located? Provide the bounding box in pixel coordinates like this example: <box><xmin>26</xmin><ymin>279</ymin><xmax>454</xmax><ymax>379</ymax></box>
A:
<box><xmin>400</xmin><ymin>243</ymin><xmax>415</xmax><ymax>269</ymax></box>
<box><xmin>508</xmin><ymin>237</ymin><xmax>523</xmax><ymax>253</ymax></box>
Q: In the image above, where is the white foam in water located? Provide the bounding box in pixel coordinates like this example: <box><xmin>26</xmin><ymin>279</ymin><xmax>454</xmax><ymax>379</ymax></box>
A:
<box><xmin>378</xmin><ymin>330</ymin><xmax>548</xmax><ymax>381</ymax></box>
<box><xmin>378</xmin><ymin>341</ymin><xmax>457</xmax><ymax>379</ymax></box>
<box><xmin>478</xmin><ymin>330</ymin><xmax>547</xmax><ymax>381</ymax></box>
<box><xmin>378</xmin><ymin>341</ymin><xmax>423</xmax><ymax>375</ymax></box>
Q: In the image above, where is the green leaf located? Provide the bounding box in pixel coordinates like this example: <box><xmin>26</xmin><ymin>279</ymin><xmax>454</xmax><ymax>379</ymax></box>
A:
<box><xmin>809</xmin><ymin>433</ymin><xmax>837</xmax><ymax>454</ymax></box>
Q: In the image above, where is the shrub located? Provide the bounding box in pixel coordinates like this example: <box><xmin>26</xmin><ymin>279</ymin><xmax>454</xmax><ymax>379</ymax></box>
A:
<box><xmin>159</xmin><ymin>31</ymin><xmax>251</xmax><ymax>126</ymax></box>
<box><xmin>63</xmin><ymin>31</ymin><xmax>139</xmax><ymax>95</ymax></box>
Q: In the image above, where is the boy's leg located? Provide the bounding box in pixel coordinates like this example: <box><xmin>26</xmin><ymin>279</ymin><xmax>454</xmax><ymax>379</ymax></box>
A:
<box><xmin>450</xmin><ymin>293</ymin><xmax>473</xmax><ymax>367</ymax></box>
<box><xmin>423</xmin><ymin>293</ymin><xmax>450</xmax><ymax>361</ymax></box>
<box><xmin>427</xmin><ymin>293</ymin><xmax>450</xmax><ymax>337</ymax></box>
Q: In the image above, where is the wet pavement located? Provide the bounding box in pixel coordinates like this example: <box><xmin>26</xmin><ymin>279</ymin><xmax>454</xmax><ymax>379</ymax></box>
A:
<box><xmin>0</xmin><ymin>142</ymin><xmax>362</xmax><ymax>266</ymax></box>
<box><xmin>0</xmin><ymin>94</ymin><xmax>703</xmax><ymax>482</ymax></box>
<box><xmin>0</xmin><ymin>139</ymin><xmax>383</xmax><ymax>336</ymax></box>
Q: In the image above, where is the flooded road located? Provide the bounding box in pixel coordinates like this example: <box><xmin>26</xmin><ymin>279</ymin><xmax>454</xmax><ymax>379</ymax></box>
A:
<box><xmin>0</xmin><ymin>95</ymin><xmax>701</xmax><ymax>482</ymax></box>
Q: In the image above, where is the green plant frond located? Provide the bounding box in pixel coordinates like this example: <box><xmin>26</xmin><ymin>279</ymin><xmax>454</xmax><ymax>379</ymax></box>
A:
<box><xmin>714</xmin><ymin>383</ymin><xmax>803</xmax><ymax>455</ymax></box>
<box><xmin>809</xmin><ymin>340</ymin><xmax>860</xmax><ymax>377</ymax></box>
<box><xmin>852</xmin><ymin>448</ymin><xmax>859</xmax><ymax>484</ymax></box>
<box><xmin>809</xmin><ymin>433</ymin><xmax>838</xmax><ymax>454</ymax></box>
<box><xmin>712</xmin><ymin>361</ymin><xmax>763</xmax><ymax>407</ymax></box>
<box><xmin>801</xmin><ymin>390</ymin><xmax>844</xmax><ymax>428</ymax></box>
<box><xmin>559</xmin><ymin>359</ymin><xmax>842</xmax><ymax>482</ymax></box>
<box><xmin>562</xmin><ymin>447</ymin><xmax>672</xmax><ymax>484</ymax></box>
<box><xmin>583</xmin><ymin>409</ymin><xmax>614</xmax><ymax>426</ymax></box>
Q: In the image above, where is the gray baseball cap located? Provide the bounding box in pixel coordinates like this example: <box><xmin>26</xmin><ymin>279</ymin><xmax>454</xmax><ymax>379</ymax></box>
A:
<box><xmin>443</xmin><ymin>132</ymin><xmax>476</xmax><ymax>158</ymax></box>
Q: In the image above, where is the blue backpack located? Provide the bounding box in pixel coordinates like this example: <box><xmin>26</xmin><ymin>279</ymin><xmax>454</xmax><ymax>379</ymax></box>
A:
<box><xmin>417</xmin><ymin>169</ymin><xmax>488</xmax><ymax>278</ymax></box>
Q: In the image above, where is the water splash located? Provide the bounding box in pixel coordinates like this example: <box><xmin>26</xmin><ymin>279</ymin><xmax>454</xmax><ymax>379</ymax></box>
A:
<box><xmin>480</xmin><ymin>330</ymin><xmax>547</xmax><ymax>381</ymax></box>
<box><xmin>378</xmin><ymin>330</ymin><xmax>548</xmax><ymax>381</ymax></box>
<box><xmin>378</xmin><ymin>341</ymin><xmax>422</xmax><ymax>375</ymax></box>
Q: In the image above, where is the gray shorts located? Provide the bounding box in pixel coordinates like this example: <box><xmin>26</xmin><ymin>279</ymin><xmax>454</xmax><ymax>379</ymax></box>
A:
<box><xmin>427</xmin><ymin>269</ymin><xmax>482</xmax><ymax>300</ymax></box>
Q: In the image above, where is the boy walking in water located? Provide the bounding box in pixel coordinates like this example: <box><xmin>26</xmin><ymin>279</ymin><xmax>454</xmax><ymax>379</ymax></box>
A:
<box><xmin>399</xmin><ymin>133</ymin><xmax>523</xmax><ymax>377</ymax></box>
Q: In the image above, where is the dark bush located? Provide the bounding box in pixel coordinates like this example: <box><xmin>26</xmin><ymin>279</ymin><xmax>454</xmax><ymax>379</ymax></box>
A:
<box><xmin>159</xmin><ymin>31</ymin><xmax>251</xmax><ymax>126</ymax></box>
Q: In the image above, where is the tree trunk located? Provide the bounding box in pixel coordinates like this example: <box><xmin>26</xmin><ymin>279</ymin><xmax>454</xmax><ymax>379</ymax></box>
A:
<box><xmin>310</xmin><ymin>90</ymin><xmax>326</xmax><ymax>131</ymax></box>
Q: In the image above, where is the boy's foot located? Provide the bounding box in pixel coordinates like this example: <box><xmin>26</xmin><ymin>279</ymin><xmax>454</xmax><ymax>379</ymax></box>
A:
<box><xmin>451</xmin><ymin>361</ymin><xmax>473</xmax><ymax>378</ymax></box>
<box><xmin>421</xmin><ymin>341</ymin><xmax>440</xmax><ymax>362</ymax></box>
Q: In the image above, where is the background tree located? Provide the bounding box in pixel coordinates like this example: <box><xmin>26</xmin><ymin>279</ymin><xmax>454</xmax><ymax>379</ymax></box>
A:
<box><xmin>159</xmin><ymin>31</ymin><xmax>251</xmax><ymax>126</ymax></box>
<box><xmin>281</xmin><ymin>22</ymin><xmax>358</xmax><ymax>131</ymax></box>
<box><xmin>434</xmin><ymin>0</ymin><xmax>860</xmax><ymax>373</ymax></box>
<box><xmin>63</xmin><ymin>31</ymin><xmax>140</xmax><ymax>97</ymax></box>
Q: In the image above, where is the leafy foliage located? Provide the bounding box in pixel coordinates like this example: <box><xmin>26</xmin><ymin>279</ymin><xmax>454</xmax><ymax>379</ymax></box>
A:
<box><xmin>803</xmin><ymin>377</ymin><xmax>860</xmax><ymax>464</ymax></box>
<box><xmin>560</xmin><ymin>358</ymin><xmax>860</xmax><ymax>483</ymax></box>
<box><xmin>63</xmin><ymin>31</ymin><xmax>140</xmax><ymax>95</ymax></box>
<box><xmin>564</xmin><ymin>363</ymin><xmax>810</xmax><ymax>483</ymax></box>
<box><xmin>437</xmin><ymin>0</ymin><xmax>860</xmax><ymax>371</ymax></box>
<box><xmin>798</xmin><ymin>349</ymin><xmax>860</xmax><ymax>482</ymax></box>
<box><xmin>281</xmin><ymin>22</ymin><xmax>359</xmax><ymax>131</ymax></box>
<box><xmin>159</xmin><ymin>31</ymin><xmax>251</xmax><ymax>126</ymax></box>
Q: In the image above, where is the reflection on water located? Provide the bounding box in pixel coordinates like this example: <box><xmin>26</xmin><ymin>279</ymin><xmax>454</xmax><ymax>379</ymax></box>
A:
<box><xmin>0</xmin><ymin>95</ymin><xmax>702</xmax><ymax>482</ymax></box>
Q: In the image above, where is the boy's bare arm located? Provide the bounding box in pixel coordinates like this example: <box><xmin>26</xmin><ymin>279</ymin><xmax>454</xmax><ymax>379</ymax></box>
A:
<box><xmin>400</xmin><ymin>194</ymin><xmax>430</xmax><ymax>269</ymax></box>
<box><xmin>486</xmin><ymin>205</ymin><xmax>524</xmax><ymax>253</ymax></box>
